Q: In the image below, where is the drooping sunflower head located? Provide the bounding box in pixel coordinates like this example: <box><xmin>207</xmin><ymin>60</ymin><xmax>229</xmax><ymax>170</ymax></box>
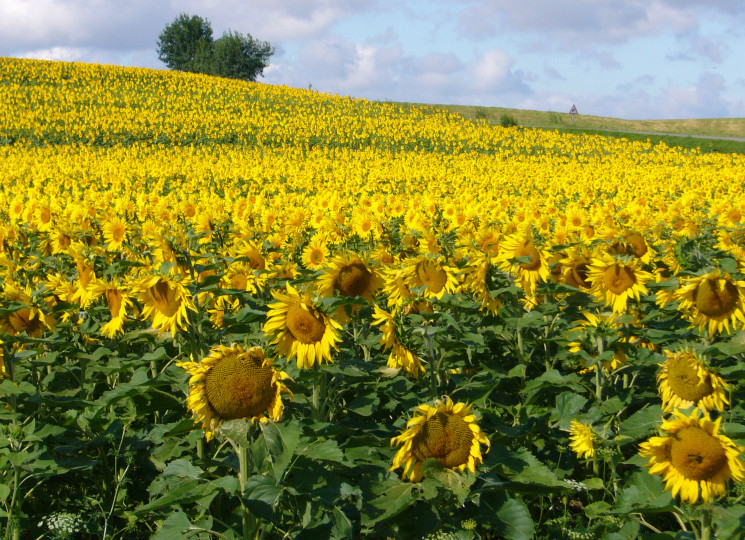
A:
<box><xmin>560</xmin><ymin>247</ymin><xmax>593</xmax><ymax>290</ymax></box>
<box><xmin>639</xmin><ymin>409</ymin><xmax>745</xmax><ymax>504</ymax></box>
<box><xmin>608</xmin><ymin>230</ymin><xmax>652</xmax><ymax>264</ymax></box>
<box><xmin>586</xmin><ymin>253</ymin><xmax>652</xmax><ymax>313</ymax></box>
<box><xmin>391</xmin><ymin>397</ymin><xmax>490</xmax><ymax>482</ymax></box>
<box><xmin>177</xmin><ymin>344</ymin><xmax>292</xmax><ymax>440</ymax></box>
<box><xmin>263</xmin><ymin>283</ymin><xmax>342</xmax><ymax>369</ymax></box>
<box><xmin>569</xmin><ymin>420</ymin><xmax>597</xmax><ymax>460</ymax></box>
<box><xmin>657</xmin><ymin>349</ymin><xmax>729</xmax><ymax>413</ymax></box>
<box><xmin>403</xmin><ymin>255</ymin><xmax>460</xmax><ymax>299</ymax></box>
<box><xmin>135</xmin><ymin>273</ymin><xmax>196</xmax><ymax>335</ymax></box>
<box><xmin>317</xmin><ymin>251</ymin><xmax>382</xmax><ymax>300</ymax></box>
<box><xmin>674</xmin><ymin>270</ymin><xmax>745</xmax><ymax>336</ymax></box>
<box><xmin>497</xmin><ymin>234</ymin><xmax>550</xmax><ymax>296</ymax></box>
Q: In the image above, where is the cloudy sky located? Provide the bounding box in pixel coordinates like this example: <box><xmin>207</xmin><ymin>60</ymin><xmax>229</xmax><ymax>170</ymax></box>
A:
<box><xmin>2</xmin><ymin>0</ymin><xmax>744</xmax><ymax>119</ymax></box>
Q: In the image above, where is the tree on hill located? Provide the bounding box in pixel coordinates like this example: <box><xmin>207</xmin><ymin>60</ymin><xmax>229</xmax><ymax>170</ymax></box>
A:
<box><xmin>156</xmin><ymin>14</ymin><xmax>213</xmax><ymax>73</ymax></box>
<box><xmin>156</xmin><ymin>14</ymin><xmax>274</xmax><ymax>82</ymax></box>
<box><xmin>209</xmin><ymin>31</ymin><xmax>274</xmax><ymax>82</ymax></box>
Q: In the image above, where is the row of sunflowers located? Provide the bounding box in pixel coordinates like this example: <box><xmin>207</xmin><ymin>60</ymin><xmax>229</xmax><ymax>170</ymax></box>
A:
<box><xmin>1</xmin><ymin>57</ymin><xmax>745</xmax><ymax>539</ymax></box>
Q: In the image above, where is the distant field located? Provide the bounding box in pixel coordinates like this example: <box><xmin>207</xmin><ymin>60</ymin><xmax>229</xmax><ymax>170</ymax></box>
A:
<box><xmin>396</xmin><ymin>102</ymin><xmax>745</xmax><ymax>139</ymax></box>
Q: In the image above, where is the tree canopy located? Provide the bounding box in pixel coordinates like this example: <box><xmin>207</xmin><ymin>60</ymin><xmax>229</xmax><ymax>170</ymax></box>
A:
<box><xmin>156</xmin><ymin>14</ymin><xmax>274</xmax><ymax>82</ymax></box>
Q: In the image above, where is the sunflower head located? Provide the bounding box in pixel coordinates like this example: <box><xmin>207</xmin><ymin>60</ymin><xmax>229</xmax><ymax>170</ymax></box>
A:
<box><xmin>403</xmin><ymin>255</ymin><xmax>459</xmax><ymax>299</ymax></box>
<box><xmin>639</xmin><ymin>409</ymin><xmax>745</xmax><ymax>504</ymax></box>
<box><xmin>674</xmin><ymin>270</ymin><xmax>745</xmax><ymax>335</ymax></box>
<box><xmin>264</xmin><ymin>283</ymin><xmax>342</xmax><ymax>369</ymax></box>
<box><xmin>177</xmin><ymin>345</ymin><xmax>292</xmax><ymax>440</ymax></box>
<box><xmin>587</xmin><ymin>253</ymin><xmax>651</xmax><ymax>313</ymax></box>
<box><xmin>569</xmin><ymin>420</ymin><xmax>597</xmax><ymax>460</ymax></box>
<box><xmin>391</xmin><ymin>397</ymin><xmax>490</xmax><ymax>482</ymax></box>
<box><xmin>657</xmin><ymin>349</ymin><xmax>729</xmax><ymax>413</ymax></box>
<box><xmin>317</xmin><ymin>251</ymin><xmax>381</xmax><ymax>300</ymax></box>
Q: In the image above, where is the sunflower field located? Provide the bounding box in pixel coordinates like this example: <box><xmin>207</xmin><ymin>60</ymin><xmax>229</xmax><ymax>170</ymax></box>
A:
<box><xmin>2</xmin><ymin>56</ymin><xmax>745</xmax><ymax>539</ymax></box>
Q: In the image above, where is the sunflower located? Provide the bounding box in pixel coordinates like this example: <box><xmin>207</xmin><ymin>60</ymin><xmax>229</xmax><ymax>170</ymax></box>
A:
<box><xmin>657</xmin><ymin>349</ymin><xmax>729</xmax><ymax>413</ymax></box>
<box><xmin>673</xmin><ymin>270</ymin><xmax>745</xmax><ymax>335</ymax></box>
<box><xmin>87</xmin><ymin>279</ymin><xmax>134</xmax><ymax>338</ymax></box>
<box><xmin>639</xmin><ymin>409</ymin><xmax>745</xmax><ymax>504</ymax></box>
<box><xmin>391</xmin><ymin>397</ymin><xmax>490</xmax><ymax>482</ymax></box>
<box><xmin>402</xmin><ymin>255</ymin><xmax>459</xmax><ymax>299</ymax></box>
<box><xmin>716</xmin><ymin>227</ymin><xmax>745</xmax><ymax>262</ymax></box>
<box><xmin>103</xmin><ymin>217</ymin><xmax>128</xmax><ymax>251</ymax></box>
<box><xmin>0</xmin><ymin>339</ymin><xmax>6</xmax><ymax>378</ymax></box>
<box><xmin>371</xmin><ymin>305</ymin><xmax>426</xmax><ymax>378</ymax></box>
<box><xmin>302</xmin><ymin>237</ymin><xmax>329</xmax><ymax>270</ymax></box>
<box><xmin>497</xmin><ymin>234</ymin><xmax>550</xmax><ymax>297</ymax></box>
<box><xmin>462</xmin><ymin>255</ymin><xmax>501</xmax><ymax>315</ymax></box>
<box><xmin>586</xmin><ymin>253</ymin><xmax>652</xmax><ymax>313</ymax></box>
<box><xmin>317</xmin><ymin>251</ymin><xmax>382</xmax><ymax>301</ymax></box>
<box><xmin>559</xmin><ymin>246</ymin><xmax>593</xmax><ymax>290</ymax></box>
<box><xmin>382</xmin><ymin>268</ymin><xmax>415</xmax><ymax>307</ymax></box>
<box><xmin>135</xmin><ymin>273</ymin><xmax>196</xmax><ymax>335</ymax></box>
<box><xmin>607</xmin><ymin>230</ymin><xmax>653</xmax><ymax>264</ymax></box>
<box><xmin>264</xmin><ymin>282</ymin><xmax>342</xmax><ymax>369</ymax></box>
<box><xmin>569</xmin><ymin>420</ymin><xmax>597</xmax><ymax>460</ymax></box>
<box><xmin>177</xmin><ymin>345</ymin><xmax>292</xmax><ymax>441</ymax></box>
<box><xmin>0</xmin><ymin>283</ymin><xmax>56</xmax><ymax>338</ymax></box>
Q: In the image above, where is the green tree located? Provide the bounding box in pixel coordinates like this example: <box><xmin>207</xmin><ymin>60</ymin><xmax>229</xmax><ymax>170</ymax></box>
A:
<box><xmin>156</xmin><ymin>13</ymin><xmax>214</xmax><ymax>72</ymax></box>
<box><xmin>156</xmin><ymin>14</ymin><xmax>274</xmax><ymax>82</ymax></box>
<box><xmin>210</xmin><ymin>31</ymin><xmax>274</xmax><ymax>82</ymax></box>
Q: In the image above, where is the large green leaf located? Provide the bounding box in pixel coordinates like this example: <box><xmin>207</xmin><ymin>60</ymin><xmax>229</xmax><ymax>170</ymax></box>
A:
<box><xmin>258</xmin><ymin>420</ymin><xmax>301</xmax><ymax>483</ymax></box>
<box><xmin>612</xmin><ymin>471</ymin><xmax>674</xmax><ymax>514</ymax></box>
<box><xmin>244</xmin><ymin>474</ymin><xmax>283</xmax><ymax>522</ymax></box>
<box><xmin>361</xmin><ymin>482</ymin><xmax>420</xmax><ymax>527</ymax></box>
<box><xmin>617</xmin><ymin>405</ymin><xmax>662</xmax><ymax>442</ymax></box>
<box><xmin>497</xmin><ymin>496</ymin><xmax>534</xmax><ymax>540</ymax></box>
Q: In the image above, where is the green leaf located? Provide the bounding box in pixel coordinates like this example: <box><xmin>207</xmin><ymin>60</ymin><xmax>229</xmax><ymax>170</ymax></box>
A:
<box><xmin>617</xmin><ymin>406</ymin><xmax>662</xmax><ymax>442</ymax></box>
<box><xmin>420</xmin><ymin>459</ymin><xmax>475</xmax><ymax>504</ymax></box>
<box><xmin>348</xmin><ymin>394</ymin><xmax>379</xmax><ymax>416</ymax></box>
<box><xmin>714</xmin><ymin>331</ymin><xmax>745</xmax><ymax>356</ymax></box>
<box><xmin>496</xmin><ymin>496</ymin><xmax>534</xmax><ymax>540</ymax></box>
<box><xmin>362</xmin><ymin>482</ymin><xmax>419</xmax><ymax>527</ymax></box>
<box><xmin>487</xmin><ymin>445</ymin><xmax>569</xmax><ymax>492</ymax></box>
<box><xmin>258</xmin><ymin>420</ymin><xmax>301</xmax><ymax>483</ymax></box>
<box><xmin>522</xmin><ymin>369</ymin><xmax>583</xmax><ymax>395</ymax></box>
<box><xmin>552</xmin><ymin>391</ymin><xmax>588</xmax><ymax>430</ymax></box>
<box><xmin>300</xmin><ymin>437</ymin><xmax>348</xmax><ymax>465</ymax></box>
<box><xmin>712</xmin><ymin>503</ymin><xmax>745</xmax><ymax>539</ymax></box>
<box><xmin>331</xmin><ymin>505</ymin><xmax>354</xmax><ymax>539</ymax></box>
<box><xmin>163</xmin><ymin>458</ymin><xmax>203</xmax><ymax>479</ymax></box>
<box><xmin>0</xmin><ymin>484</ymin><xmax>10</xmax><ymax>503</ymax></box>
<box><xmin>245</xmin><ymin>474</ymin><xmax>283</xmax><ymax>522</ymax></box>
<box><xmin>135</xmin><ymin>479</ymin><xmax>214</xmax><ymax>515</ymax></box>
<box><xmin>152</xmin><ymin>511</ymin><xmax>193</xmax><ymax>540</ymax></box>
<box><xmin>612</xmin><ymin>471</ymin><xmax>674</xmax><ymax>514</ymax></box>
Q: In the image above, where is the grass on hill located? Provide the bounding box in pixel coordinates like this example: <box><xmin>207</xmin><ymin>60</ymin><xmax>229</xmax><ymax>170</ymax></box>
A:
<box><xmin>395</xmin><ymin>102</ymin><xmax>745</xmax><ymax>154</ymax></box>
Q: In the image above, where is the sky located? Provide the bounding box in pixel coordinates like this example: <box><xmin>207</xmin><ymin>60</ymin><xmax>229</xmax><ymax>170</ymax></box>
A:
<box><xmin>1</xmin><ymin>0</ymin><xmax>744</xmax><ymax>120</ymax></box>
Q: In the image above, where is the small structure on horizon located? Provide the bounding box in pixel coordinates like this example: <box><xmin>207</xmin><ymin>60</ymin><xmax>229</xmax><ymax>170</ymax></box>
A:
<box><xmin>569</xmin><ymin>104</ymin><xmax>578</xmax><ymax>124</ymax></box>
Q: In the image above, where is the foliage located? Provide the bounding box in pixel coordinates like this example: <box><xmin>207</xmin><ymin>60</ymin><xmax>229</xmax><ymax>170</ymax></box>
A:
<box><xmin>1</xmin><ymin>57</ymin><xmax>745</xmax><ymax>539</ymax></box>
<box><xmin>208</xmin><ymin>31</ymin><xmax>274</xmax><ymax>82</ymax></box>
<box><xmin>156</xmin><ymin>13</ymin><xmax>213</xmax><ymax>73</ymax></box>
<box><xmin>500</xmin><ymin>113</ymin><xmax>518</xmax><ymax>128</ymax></box>
<box><xmin>156</xmin><ymin>13</ymin><xmax>273</xmax><ymax>81</ymax></box>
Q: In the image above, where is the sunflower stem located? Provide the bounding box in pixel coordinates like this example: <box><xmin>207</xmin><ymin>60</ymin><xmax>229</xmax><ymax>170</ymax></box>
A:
<box><xmin>699</xmin><ymin>507</ymin><xmax>712</xmax><ymax>540</ymax></box>
<box><xmin>595</xmin><ymin>337</ymin><xmax>604</xmax><ymax>402</ymax></box>
<box><xmin>236</xmin><ymin>435</ymin><xmax>259</xmax><ymax>540</ymax></box>
<box><xmin>422</xmin><ymin>321</ymin><xmax>439</xmax><ymax>400</ymax></box>
<box><xmin>311</xmin><ymin>368</ymin><xmax>327</xmax><ymax>421</ymax></box>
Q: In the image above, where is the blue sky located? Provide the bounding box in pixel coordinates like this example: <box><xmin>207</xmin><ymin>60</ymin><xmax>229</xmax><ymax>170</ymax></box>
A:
<box><xmin>1</xmin><ymin>0</ymin><xmax>744</xmax><ymax>120</ymax></box>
